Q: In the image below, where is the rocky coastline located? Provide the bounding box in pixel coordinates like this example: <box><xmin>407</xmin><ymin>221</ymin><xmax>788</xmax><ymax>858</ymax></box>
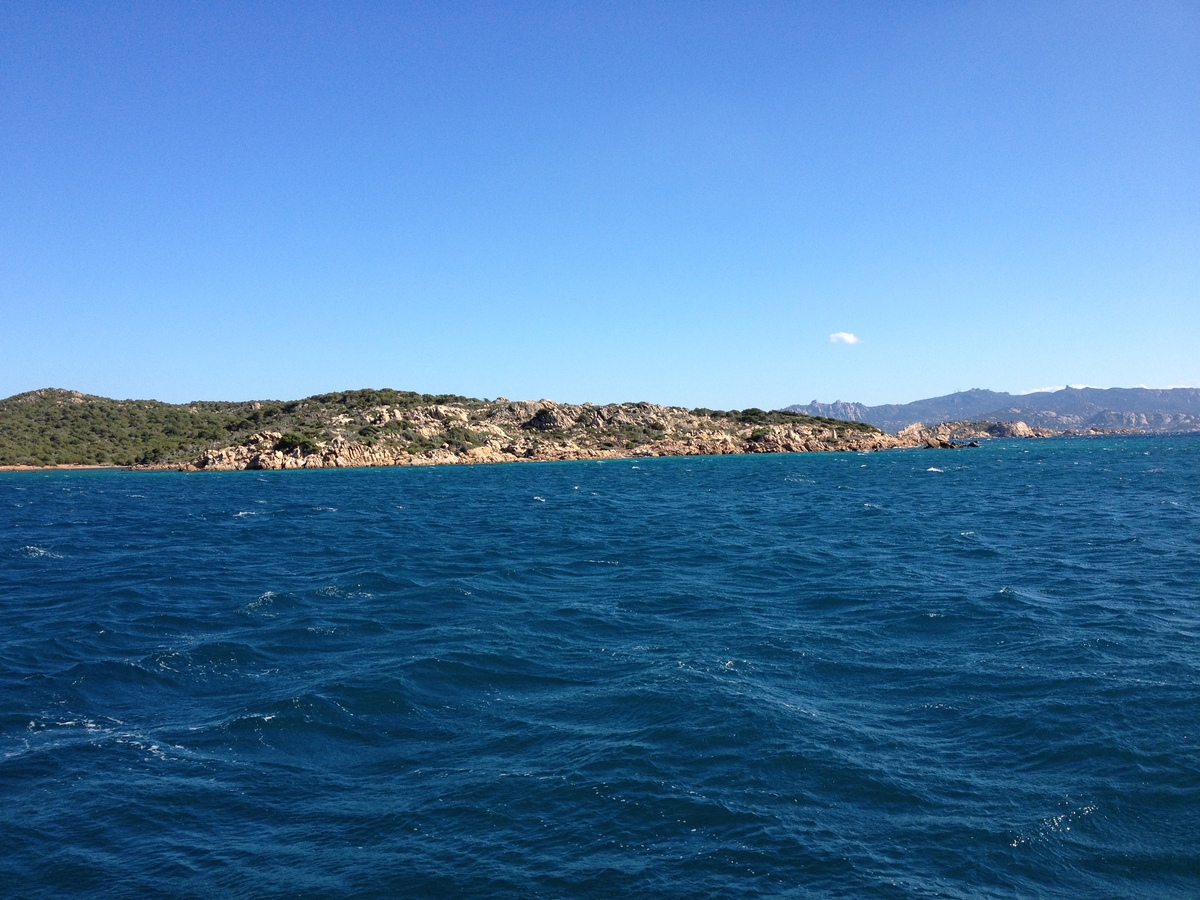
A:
<box><xmin>0</xmin><ymin>387</ymin><xmax>1073</xmax><ymax>471</ymax></box>
<box><xmin>149</xmin><ymin>398</ymin><xmax>1059</xmax><ymax>473</ymax></box>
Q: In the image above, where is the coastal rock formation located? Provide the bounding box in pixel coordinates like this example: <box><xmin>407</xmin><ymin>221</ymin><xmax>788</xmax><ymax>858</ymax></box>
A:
<box><xmin>171</xmin><ymin>400</ymin><xmax>1053</xmax><ymax>473</ymax></box>
<box><xmin>897</xmin><ymin>420</ymin><xmax>1051</xmax><ymax>447</ymax></box>
<box><xmin>190</xmin><ymin>433</ymin><xmax>408</xmax><ymax>471</ymax></box>
<box><xmin>0</xmin><ymin>386</ymin><xmax>1062</xmax><ymax>470</ymax></box>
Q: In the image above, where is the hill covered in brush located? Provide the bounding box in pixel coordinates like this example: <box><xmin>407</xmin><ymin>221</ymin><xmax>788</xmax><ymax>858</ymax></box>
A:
<box><xmin>0</xmin><ymin>388</ymin><xmax>889</xmax><ymax>468</ymax></box>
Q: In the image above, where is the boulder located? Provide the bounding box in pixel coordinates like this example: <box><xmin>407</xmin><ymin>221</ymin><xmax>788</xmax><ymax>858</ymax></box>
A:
<box><xmin>523</xmin><ymin>406</ymin><xmax>577</xmax><ymax>431</ymax></box>
<box><xmin>988</xmin><ymin>421</ymin><xmax>1036</xmax><ymax>438</ymax></box>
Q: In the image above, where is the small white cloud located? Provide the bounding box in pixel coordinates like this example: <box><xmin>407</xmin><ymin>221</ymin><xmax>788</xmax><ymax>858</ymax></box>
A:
<box><xmin>829</xmin><ymin>332</ymin><xmax>859</xmax><ymax>345</ymax></box>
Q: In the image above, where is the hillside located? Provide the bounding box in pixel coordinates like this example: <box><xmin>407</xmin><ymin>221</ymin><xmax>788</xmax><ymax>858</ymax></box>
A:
<box><xmin>0</xmin><ymin>388</ymin><xmax>482</xmax><ymax>466</ymax></box>
<box><xmin>789</xmin><ymin>387</ymin><xmax>1200</xmax><ymax>434</ymax></box>
<box><xmin>0</xmin><ymin>388</ymin><xmax>896</xmax><ymax>469</ymax></box>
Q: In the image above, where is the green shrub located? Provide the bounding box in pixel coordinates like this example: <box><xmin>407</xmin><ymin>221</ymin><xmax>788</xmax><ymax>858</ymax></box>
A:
<box><xmin>275</xmin><ymin>432</ymin><xmax>317</xmax><ymax>454</ymax></box>
<box><xmin>443</xmin><ymin>426</ymin><xmax>486</xmax><ymax>451</ymax></box>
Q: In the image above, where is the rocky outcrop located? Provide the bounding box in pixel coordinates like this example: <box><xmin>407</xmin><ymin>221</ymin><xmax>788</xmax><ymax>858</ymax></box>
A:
<box><xmin>189</xmin><ymin>432</ymin><xmax>427</xmax><ymax>471</ymax></box>
<box><xmin>986</xmin><ymin>421</ymin><xmax>1038</xmax><ymax>438</ymax></box>
<box><xmin>522</xmin><ymin>406</ymin><xmax>578</xmax><ymax>431</ymax></box>
<box><xmin>167</xmin><ymin>396</ymin><xmax>1058</xmax><ymax>473</ymax></box>
<box><xmin>896</xmin><ymin>420</ymin><xmax>1052</xmax><ymax>448</ymax></box>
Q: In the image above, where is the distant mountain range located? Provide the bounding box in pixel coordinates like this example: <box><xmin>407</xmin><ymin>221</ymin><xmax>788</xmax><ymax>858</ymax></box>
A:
<box><xmin>787</xmin><ymin>387</ymin><xmax>1200</xmax><ymax>435</ymax></box>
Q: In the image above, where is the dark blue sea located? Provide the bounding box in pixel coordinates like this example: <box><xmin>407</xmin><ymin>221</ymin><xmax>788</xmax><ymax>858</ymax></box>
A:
<box><xmin>3</xmin><ymin>437</ymin><xmax>1199</xmax><ymax>898</ymax></box>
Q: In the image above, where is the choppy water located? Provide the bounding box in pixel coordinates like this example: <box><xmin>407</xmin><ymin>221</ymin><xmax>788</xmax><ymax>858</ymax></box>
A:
<box><xmin>2</xmin><ymin>437</ymin><xmax>1199</xmax><ymax>898</ymax></box>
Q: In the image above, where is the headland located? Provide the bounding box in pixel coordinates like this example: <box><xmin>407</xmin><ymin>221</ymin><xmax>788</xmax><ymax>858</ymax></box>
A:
<box><xmin>0</xmin><ymin>388</ymin><xmax>1059</xmax><ymax>472</ymax></box>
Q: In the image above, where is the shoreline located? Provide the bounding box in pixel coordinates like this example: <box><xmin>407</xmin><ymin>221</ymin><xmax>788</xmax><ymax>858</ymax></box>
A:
<box><xmin>2</xmin><ymin>433</ymin><xmax>1066</xmax><ymax>474</ymax></box>
<box><xmin>0</xmin><ymin>464</ymin><xmax>131</xmax><ymax>472</ymax></box>
<box><xmin>4</xmin><ymin>388</ymin><xmax>1191</xmax><ymax>476</ymax></box>
<box><xmin>5</xmin><ymin>425</ymin><xmax>1159</xmax><ymax>476</ymax></box>
<box><xmin>6</xmin><ymin>388</ymin><xmax>1168</xmax><ymax>476</ymax></box>
<box><xmin>0</xmin><ymin>449</ymin><xmax>954</xmax><ymax>474</ymax></box>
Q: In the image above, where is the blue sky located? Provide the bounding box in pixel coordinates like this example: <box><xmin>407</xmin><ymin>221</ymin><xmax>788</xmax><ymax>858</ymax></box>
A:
<box><xmin>2</xmin><ymin>2</ymin><xmax>1197</xmax><ymax>408</ymax></box>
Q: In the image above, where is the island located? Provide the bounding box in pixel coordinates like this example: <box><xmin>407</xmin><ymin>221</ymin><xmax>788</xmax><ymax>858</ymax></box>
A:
<box><xmin>0</xmin><ymin>388</ymin><xmax>1057</xmax><ymax>471</ymax></box>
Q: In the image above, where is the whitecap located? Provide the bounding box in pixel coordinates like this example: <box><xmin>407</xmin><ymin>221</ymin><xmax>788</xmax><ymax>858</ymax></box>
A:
<box><xmin>233</xmin><ymin>511</ymin><xmax>258</xmax><ymax>518</ymax></box>
<box><xmin>533</xmin><ymin>496</ymin><xmax>545</xmax><ymax>502</ymax></box>
<box><xmin>926</xmin><ymin>467</ymin><xmax>944</xmax><ymax>473</ymax></box>
<box><xmin>1010</xmin><ymin>802</ymin><xmax>1099</xmax><ymax>847</ymax></box>
<box><xmin>247</xmin><ymin>591</ymin><xmax>277</xmax><ymax>610</ymax></box>
<box><xmin>19</xmin><ymin>545</ymin><xmax>62</xmax><ymax>559</ymax></box>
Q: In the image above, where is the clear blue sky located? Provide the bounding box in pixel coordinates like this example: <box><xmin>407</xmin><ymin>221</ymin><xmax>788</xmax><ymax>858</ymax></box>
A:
<box><xmin>2</xmin><ymin>2</ymin><xmax>1197</xmax><ymax>408</ymax></box>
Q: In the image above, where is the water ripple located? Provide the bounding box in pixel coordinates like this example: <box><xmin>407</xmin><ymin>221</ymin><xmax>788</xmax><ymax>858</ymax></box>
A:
<box><xmin>2</xmin><ymin>437</ymin><xmax>1199</xmax><ymax>897</ymax></box>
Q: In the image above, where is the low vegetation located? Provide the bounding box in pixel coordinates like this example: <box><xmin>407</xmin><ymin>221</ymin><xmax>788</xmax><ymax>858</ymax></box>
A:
<box><xmin>0</xmin><ymin>387</ymin><xmax>882</xmax><ymax>468</ymax></box>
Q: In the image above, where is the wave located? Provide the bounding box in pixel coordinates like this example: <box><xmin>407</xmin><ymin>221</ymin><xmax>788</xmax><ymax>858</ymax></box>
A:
<box><xmin>2</xmin><ymin>436</ymin><xmax>1199</xmax><ymax>896</ymax></box>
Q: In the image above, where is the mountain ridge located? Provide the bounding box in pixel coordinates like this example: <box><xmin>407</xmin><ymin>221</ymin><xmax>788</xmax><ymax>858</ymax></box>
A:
<box><xmin>787</xmin><ymin>387</ymin><xmax>1200</xmax><ymax>434</ymax></box>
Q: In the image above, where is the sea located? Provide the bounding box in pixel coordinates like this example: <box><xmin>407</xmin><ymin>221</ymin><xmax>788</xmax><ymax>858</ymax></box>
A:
<box><xmin>2</xmin><ymin>436</ymin><xmax>1198</xmax><ymax>898</ymax></box>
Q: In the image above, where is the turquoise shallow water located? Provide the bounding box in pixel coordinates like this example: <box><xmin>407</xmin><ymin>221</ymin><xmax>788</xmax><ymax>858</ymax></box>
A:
<box><xmin>2</xmin><ymin>436</ymin><xmax>1199</xmax><ymax>898</ymax></box>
